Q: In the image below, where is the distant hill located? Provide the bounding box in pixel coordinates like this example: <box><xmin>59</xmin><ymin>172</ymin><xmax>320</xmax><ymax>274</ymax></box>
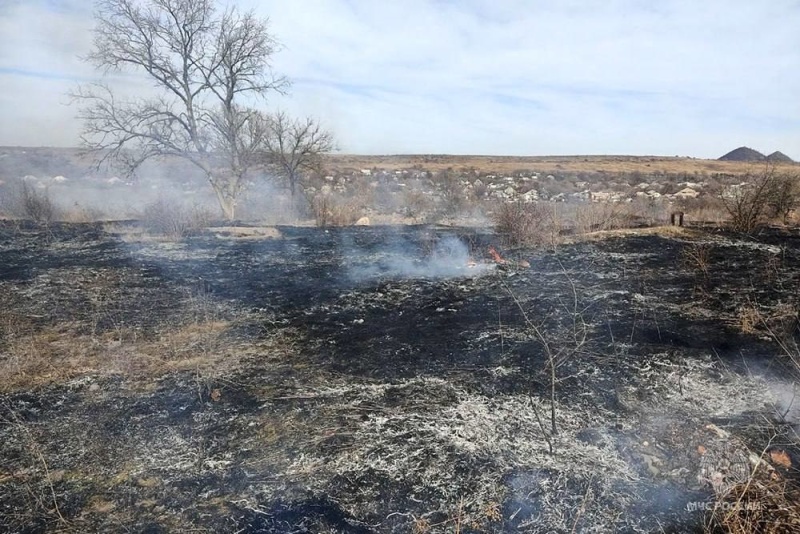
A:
<box><xmin>766</xmin><ymin>151</ymin><xmax>794</xmax><ymax>163</ymax></box>
<box><xmin>719</xmin><ymin>147</ymin><xmax>766</xmax><ymax>162</ymax></box>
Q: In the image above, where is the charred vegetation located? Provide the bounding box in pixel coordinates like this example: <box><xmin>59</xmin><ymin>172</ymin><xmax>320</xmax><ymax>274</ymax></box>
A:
<box><xmin>1</xmin><ymin>219</ymin><xmax>799</xmax><ymax>532</ymax></box>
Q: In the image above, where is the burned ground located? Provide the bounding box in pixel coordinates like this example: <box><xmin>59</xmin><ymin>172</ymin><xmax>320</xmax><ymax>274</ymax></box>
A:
<box><xmin>1</xmin><ymin>221</ymin><xmax>799</xmax><ymax>533</ymax></box>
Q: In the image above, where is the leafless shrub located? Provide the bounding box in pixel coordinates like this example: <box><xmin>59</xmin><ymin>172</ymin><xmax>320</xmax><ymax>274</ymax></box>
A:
<box><xmin>627</xmin><ymin>197</ymin><xmax>667</xmax><ymax>226</ymax></box>
<box><xmin>436</xmin><ymin>169</ymin><xmax>468</xmax><ymax>217</ymax></box>
<box><xmin>573</xmin><ymin>202</ymin><xmax>632</xmax><ymax>233</ymax></box>
<box><xmin>679</xmin><ymin>196</ymin><xmax>728</xmax><ymax>225</ymax></box>
<box><xmin>22</xmin><ymin>182</ymin><xmax>57</xmax><ymax>224</ymax></box>
<box><xmin>493</xmin><ymin>201</ymin><xmax>560</xmax><ymax>248</ymax></box>
<box><xmin>504</xmin><ymin>264</ymin><xmax>590</xmax><ymax>449</ymax></box>
<box><xmin>2</xmin><ymin>179</ymin><xmax>59</xmax><ymax>223</ymax></box>
<box><xmin>472</xmin><ymin>180</ymin><xmax>489</xmax><ymax>200</ymax></box>
<box><xmin>141</xmin><ymin>200</ymin><xmax>213</xmax><ymax>238</ymax></box>
<box><xmin>310</xmin><ymin>194</ymin><xmax>362</xmax><ymax>227</ymax></box>
<box><xmin>402</xmin><ymin>189</ymin><xmax>434</xmax><ymax>223</ymax></box>
<box><xmin>734</xmin><ymin>301</ymin><xmax>799</xmax><ymax>349</ymax></box>
<box><xmin>765</xmin><ymin>174</ymin><xmax>800</xmax><ymax>224</ymax></box>
<box><xmin>720</xmin><ymin>164</ymin><xmax>799</xmax><ymax>232</ymax></box>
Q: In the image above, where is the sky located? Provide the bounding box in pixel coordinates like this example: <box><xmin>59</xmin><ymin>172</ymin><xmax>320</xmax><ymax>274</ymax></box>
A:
<box><xmin>0</xmin><ymin>0</ymin><xmax>799</xmax><ymax>158</ymax></box>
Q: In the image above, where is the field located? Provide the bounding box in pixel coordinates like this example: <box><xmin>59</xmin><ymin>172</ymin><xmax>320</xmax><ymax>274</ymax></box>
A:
<box><xmin>325</xmin><ymin>154</ymin><xmax>796</xmax><ymax>176</ymax></box>
<box><xmin>1</xmin><ymin>220</ymin><xmax>799</xmax><ymax>532</ymax></box>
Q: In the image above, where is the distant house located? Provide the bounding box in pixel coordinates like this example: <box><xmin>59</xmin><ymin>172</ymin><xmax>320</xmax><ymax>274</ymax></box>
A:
<box><xmin>590</xmin><ymin>191</ymin><xmax>624</xmax><ymax>202</ymax></box>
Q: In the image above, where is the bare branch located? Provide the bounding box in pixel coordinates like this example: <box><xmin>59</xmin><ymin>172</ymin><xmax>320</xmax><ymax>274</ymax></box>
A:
<box><xmin>262</xmin><ymin>112</ymin><xmax>336</xmax><ymax>198</ymax></box>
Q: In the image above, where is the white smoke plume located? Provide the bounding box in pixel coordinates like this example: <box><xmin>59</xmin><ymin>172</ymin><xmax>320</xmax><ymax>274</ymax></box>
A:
<box><xmin>348</xmin><ymin>234</ymin><xmax>494</xmax><ymax>281</ymax></box>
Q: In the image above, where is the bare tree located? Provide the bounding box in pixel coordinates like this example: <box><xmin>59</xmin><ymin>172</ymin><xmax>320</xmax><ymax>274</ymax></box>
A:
<box><xmin>262</xmin><ymin>112</ymin><xmax>335</xmax><ymax>199</ymax></box>
<box><xmin>72</xmin><ymin>0</ymin><xmax>287</xmax><ymax>219</ymax></box>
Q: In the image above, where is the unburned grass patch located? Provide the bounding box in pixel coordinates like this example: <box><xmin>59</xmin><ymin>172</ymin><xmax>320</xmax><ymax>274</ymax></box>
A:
<box><xmin>0</xmin><ymin>317</ymin><xmax>237</xmax><ymax>393</ymax></box>
<box><xmin>707</xmin><ymin>455</ymin><xmax>800</xmax><ymax>534</ymax></box>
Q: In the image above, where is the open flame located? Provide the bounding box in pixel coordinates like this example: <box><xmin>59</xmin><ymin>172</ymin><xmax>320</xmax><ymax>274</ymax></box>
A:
<box><xmin>488</xmin><ymin>246</ymin><xmax>505</xmax><ymax>264</ymax></box>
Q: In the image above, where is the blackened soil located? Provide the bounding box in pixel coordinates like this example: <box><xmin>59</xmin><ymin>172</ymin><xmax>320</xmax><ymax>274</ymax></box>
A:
<box><xmin>1</xmin><ymin>221</ymin><xmax>799</xmax><ymax>533</ymax></box>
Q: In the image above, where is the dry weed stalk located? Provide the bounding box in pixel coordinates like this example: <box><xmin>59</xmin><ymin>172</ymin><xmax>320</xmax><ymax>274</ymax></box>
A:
<box><xmin>503</xmin><ymin>261</ymin><xmax>589</xmax><ymax>443</ymax></box>
<box><xmin>681</xmin><ymin>242</ymin><xmax>712</xmax><ymax>287</ymax></box>
<box><xmin>1</xmin><ymin>408</ymin><xmax>68</xmax><ymax>527</ymax></box>
<box><xmin>707</xmin><ymin>443</ymin><xmax>800</xmax><ymax>534</ymax></box>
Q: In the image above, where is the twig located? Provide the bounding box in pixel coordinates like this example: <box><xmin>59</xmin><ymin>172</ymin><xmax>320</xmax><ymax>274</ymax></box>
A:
<box><xmin>455</xmin><ymin>495</ymin><xmax>464</xmax><ymax>534</ymax></box>
<box><xmin>529</xmin><ymin>392</ymin><xmax>553</xmax><ymax>455</ymax></box>
<box><xmin>571</xmin><ymin>476</ymin><xmax>594</xmax><ymax>534</ymax></box>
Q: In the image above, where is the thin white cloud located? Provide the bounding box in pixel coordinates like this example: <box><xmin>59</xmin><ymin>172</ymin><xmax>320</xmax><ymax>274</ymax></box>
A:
<box><xmin>1</xmin><ymin>0</ymin><xmax>798</xmax><ymax>157</ymax></box>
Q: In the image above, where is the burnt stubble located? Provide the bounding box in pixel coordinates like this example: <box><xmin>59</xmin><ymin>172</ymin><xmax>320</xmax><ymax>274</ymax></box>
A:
<box><xmin>1</xmin><ymin>221</ymin><xmax>799</xmax><ymax>533</ymax></box>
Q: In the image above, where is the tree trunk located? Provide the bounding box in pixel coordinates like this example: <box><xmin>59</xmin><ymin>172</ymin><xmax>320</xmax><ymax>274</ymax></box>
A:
<box><xmin>211</xmin><ymin>183</ymin><xmax>236</xmax><ymax>220</ymax></box>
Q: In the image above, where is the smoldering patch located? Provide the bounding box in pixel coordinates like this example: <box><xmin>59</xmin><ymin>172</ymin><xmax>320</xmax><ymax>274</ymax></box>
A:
<box><xmin>347</xmin><ymin>234</ymin><xmax>496</xmax><ymax>282</ymax></box>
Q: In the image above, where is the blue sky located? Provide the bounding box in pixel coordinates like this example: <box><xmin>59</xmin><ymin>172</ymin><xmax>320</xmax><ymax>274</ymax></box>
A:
<box><xmin>1</xmin><ymin>0</ymin><xmax>799</xmax><ymax>158</ymax></box>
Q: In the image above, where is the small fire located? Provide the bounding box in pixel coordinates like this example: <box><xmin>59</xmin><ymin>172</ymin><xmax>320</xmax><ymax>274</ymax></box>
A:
<box><xmin>488</xmin><ymin>246</ymin><xmax>505</xmax><ymax>264</ymax></box>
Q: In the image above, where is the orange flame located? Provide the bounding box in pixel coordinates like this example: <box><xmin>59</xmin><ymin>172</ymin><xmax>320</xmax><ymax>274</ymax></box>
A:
<box><xmin>488</xmin><ymin>246</ymin><xmax>505</xmax><ymax>264</ymax></box>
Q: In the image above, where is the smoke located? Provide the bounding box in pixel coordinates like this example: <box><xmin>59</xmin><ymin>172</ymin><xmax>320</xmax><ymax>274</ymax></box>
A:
<box><xmin>348</xmin><ymin>233</ymin><xmax>494</xmax><ymax>281</ymax></box>
<box><xmin>0</xmin><ymin>148</ymin><xmax>309</xmax><ymax>223</ymax></box>
<box><xmin>766</xmin><ymin>376</ymin><xmax>800</xmax><ymax>426</ymax></box>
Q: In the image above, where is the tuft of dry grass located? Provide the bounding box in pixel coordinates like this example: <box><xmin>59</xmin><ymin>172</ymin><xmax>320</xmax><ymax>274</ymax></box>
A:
<box><xmin>736</xmin><ymin>305</ymin><xmax>762</xmax><ymax>335</ymax></box>
<box><xmin>682</xmin><ymin>242</ymin><xmax>713</xmax><ymax>288</ymax></box>
<box><xmin>708</xmin><ymin>461</ymin><xmax>800</xmax><ymax>534</ymax></box>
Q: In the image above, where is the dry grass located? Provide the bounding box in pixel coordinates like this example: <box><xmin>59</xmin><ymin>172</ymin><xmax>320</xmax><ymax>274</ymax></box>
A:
<box><xmin>708</xmin><ymin>457</ymin><xmax>800</xmax><ymax>534</ymax></box>
<box><xmin>682</xmin><ymin>242</ymin><xmax>713</xmax><ymax>287</ymax></box>
<box><xmin>58</xmin><ymin>204</ymin><xmax>106</xmax><ymax>223</ymax></box>
<box><xmin>0</xmin><ymin>314</ymin><xmax>235</xmax><ymax>393</ymax></box>
<box><xmin>325</xmin><ymin>154</ymin><xmax>799</xmax><ymax>176</ymax></box>
<box><xmin>564</xmin><ymin>224</ymin><xmax>699</xmax><ymax>242</ymax></box>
